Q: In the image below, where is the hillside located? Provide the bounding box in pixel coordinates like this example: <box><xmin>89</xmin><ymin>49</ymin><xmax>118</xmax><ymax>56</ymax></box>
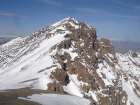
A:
<box><xmin>0</xmin><ymin>17</ymin><xmax>140</xmax><ymax>105</ymax></box>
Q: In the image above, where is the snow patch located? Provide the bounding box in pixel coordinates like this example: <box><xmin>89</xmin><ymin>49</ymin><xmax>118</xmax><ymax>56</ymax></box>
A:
<box><xmin>19</xmin><ymin>94</ymin><xmax>91</xmax><ymax>105</ymax></box>
<box><xmin>31</xmin><ymin>77</ymin><xmax>53</xmax><ymax>90</ymax></box>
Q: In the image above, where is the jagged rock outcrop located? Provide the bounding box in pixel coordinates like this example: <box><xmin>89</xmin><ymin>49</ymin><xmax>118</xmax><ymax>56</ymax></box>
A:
<box><xmin>43</xmin><ymin>19</ymin><xmax>129</xmax><ymax>104</ymax></box>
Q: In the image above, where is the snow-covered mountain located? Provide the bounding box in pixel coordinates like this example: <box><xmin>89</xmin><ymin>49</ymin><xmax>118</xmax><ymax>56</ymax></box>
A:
<box><xmin>0</xmin><ymin>17</ymin><xmax>140</xmax><ymax>105</ymax></box>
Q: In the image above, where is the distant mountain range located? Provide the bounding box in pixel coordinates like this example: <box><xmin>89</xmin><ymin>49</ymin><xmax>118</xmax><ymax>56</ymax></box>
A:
<box><xmin>110</xmin><ymin>39</ymin><xmax>140</xmax><ymax>53</ymax></box>
<box><xmin>0</xmin><ymin>35</ymin><xmax>17</xmax><ymax>45</ymax></box>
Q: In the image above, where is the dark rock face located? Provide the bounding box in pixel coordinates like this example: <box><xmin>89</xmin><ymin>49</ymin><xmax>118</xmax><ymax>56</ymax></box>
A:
<box><xmin>99</xmin><ymin>38</ymin><xmax>118</xmax><ymax>66</ymax></box>
<box><xmin>51</xmin><ymin>68</ymin><xmax>69</xmax><ymax>85</ymax></box>
<box><xmin>99</xmin><ymin>38</ymin><xmax>115</xmax><ymax>55</ymax></box>
<box><xmin>132</xmin><ymin>52</ymin><xmax>138</xmax><ymax>58</ymax></box>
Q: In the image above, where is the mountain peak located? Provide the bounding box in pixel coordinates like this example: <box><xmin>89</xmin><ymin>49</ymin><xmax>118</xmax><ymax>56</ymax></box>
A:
<box><xmin>63</xmin><ymin>17</ymin><xmax>78</xmax><ymax>22</ymax></box>
<box><xmin>51</xmin><ymin>17</ymin><xmax>80</xmax><ymax>28</ymax></box>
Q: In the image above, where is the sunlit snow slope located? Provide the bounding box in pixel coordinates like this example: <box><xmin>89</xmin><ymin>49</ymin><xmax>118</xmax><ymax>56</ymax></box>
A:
<box><xmin>19</xmin><ymin>94</ymin><xmax>91</xmax><ymax>105</ymax></box>
<box><xmin>0</xmin><ymin>17</ymin><xmax>74</xmax><ymax>90</ymax></box>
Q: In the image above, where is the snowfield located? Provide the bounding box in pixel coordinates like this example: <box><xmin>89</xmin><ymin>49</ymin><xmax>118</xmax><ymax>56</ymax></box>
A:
<box><xmin>0</xmin><ymin>31</ymin><xmax>69</xmax><ymax>90</ymax></box>
<box><xmin>19</xmin><ymin>94</ymin><xmax>91</xmax><ymax>105</ymax></box>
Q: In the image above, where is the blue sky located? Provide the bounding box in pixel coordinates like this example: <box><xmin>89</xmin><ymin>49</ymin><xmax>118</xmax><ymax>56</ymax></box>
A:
<box><xmin>0</xmin><ymin>0</ymin><xmax>140</xmax><ymax>42</ymax></box>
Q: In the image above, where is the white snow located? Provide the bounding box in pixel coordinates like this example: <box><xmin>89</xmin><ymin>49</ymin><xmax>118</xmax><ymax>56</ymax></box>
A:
<box><xmin>69</xmin><ymin>52</ymin><xmax>78</xmax><ymax>60</ymax></box>
<box><xmin>51</xmin><ymin>17</ymin><xmax>80</xmax><ymax>29</ymax></box>
<box><xmin>89</xmin><ymin>91</ymin><xmax>98</xmax><ymax>102</ymax></box>
<box><xmin>63</xmin><ymin>74</ymin><xmax>83</xmax><ymax>97</ymax></box>
<box><xmin>0</xmin><ymin>28</ymin><xmax>70</xmax><ymax>90</ymax></box>
<box><xmin>19</xmin><ymin>94</ymin><xmax>91</xmax><ymax>105</ymax></box>
<box><xmin>31</xmin><ymin>77</ymin><xmax>53</xmax><ymax>90</ymax></box>
<box><xmin>96</xmin><ymin>62</ymin><xmax>116</xmax><ymax>86</ymax></box>
<box><xmin>58</xmin><ymin>48</ymin><xmax>78</xmax><ymax>61</ymax></box>
<box><xmin>122</xmin><ymin>77</ymin><xmax>140</xmax><ymax>105</ymax></box>
<box><xmin>63</xmin><ymin>81</ymin><xmax>83</xmax><ymax>97</ymax></box>
<box><xmin>2</xmin><ymin>37</ymin><xmax>22</xmax><ymax>47</ymax></box>
<box><xmin>116</xmin><ymin>52</ymin><xmax>140</xmax><ymax>104</ymax></box>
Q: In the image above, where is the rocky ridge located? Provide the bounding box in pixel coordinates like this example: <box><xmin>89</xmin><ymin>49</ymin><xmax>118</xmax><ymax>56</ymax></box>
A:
<box><xmin>0</xmin><ymin>17</ymin><xmax>140</xmax><ymax>105</ymax></box>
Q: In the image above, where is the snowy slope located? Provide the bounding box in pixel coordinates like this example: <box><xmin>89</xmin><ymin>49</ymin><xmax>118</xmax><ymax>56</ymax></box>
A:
<box><xmin>0</xmin><ymin>18</ymin><xmax>74</xmax><ymax>90</ymax></box>
<box><xmin>116</xmin><ymin>51</ymin><xmax>140</xmax><ymax>105</ymax></box>
<box><xmin>19</xmin><ymin>94</ymin><xmax>91</xmax><ymax>105</ymax></box>
<box><xmin>0</xmin><ymin>32</ymin><xmax>67</xmax><ymax>89</ymax></box>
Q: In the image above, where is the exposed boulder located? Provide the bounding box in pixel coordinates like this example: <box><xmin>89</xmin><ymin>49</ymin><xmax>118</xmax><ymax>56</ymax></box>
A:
<box><xmin>99</xmin><ymin>38</ymin><xmax>115</xmax><ymax>55</ymax></box>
